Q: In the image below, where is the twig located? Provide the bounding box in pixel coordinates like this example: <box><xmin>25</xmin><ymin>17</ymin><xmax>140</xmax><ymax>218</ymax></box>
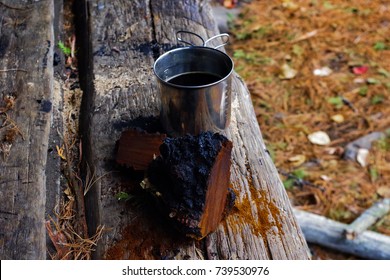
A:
<box><xmin>341</xmin><ymin>96</ymin><xmax>358</xmax><ymax>113</ymax></box>
<box><xmin>290</xmin><ymin>29</ymin><xmax>319</xmax><ymax>44</ymax></box>
<box><xmin>278</xmin><ymin>168</ymin><xmax>325</xmax><ymax>191</ymax></box>
<box><xmin>83</xmin><ymin>162</ymin><xmax>109</xmax><ymax>196</ymax></box>
<box><xmin>0</xmin><ymin>112</ymin><xmax>25</xmax><ymax>140</ymax></box>
<box><xmin>45</xmin><ymin>218</ymin><xmax>71</xmax><ymax>260</ymax></box>
<box><xmin>344</xmin><ymin>198</ymin><xmax>390</xmax><ymax>240</ymax></box>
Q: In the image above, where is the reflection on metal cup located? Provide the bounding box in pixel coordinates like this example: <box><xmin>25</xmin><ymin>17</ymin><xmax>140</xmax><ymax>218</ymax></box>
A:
<box><xmin>153</xmin><ymin>46</ymin><xmax>233</xmax><ymax>136</ymax></box>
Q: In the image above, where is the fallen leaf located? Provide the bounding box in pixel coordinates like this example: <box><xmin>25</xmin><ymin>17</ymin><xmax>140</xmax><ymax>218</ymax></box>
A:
<box><xmin>279</xmin><ymin>63</ymin><xmax>297</xmax><ymax>79</ymax></box>
<box><xmin>331</xmin><ymin>114</ymin><xmax>344</xmax><ymax>123</ymax></box>
<box><xmin>324</xmin><ymin>146</ymin><xmax>344</xmax><ymax>156</ymax></box>
<box><xmin>223</xmin><ymin>0</ymin><xmax>237</xmax><ymax>9</ymax></box>
<box><xmin>282</xmin><ymin>0</ymin><xmax>299</xmax><ymax>11</ymax></box>
<box><xmin>56</xmin><ymin>145</ymin><xmax>67</xmax><ymax>160</ymax></box>
<box><xmin>356</xmin><ymin>148</ymin><xmax>369</xmax><ymax>167</ymax></box>
<box><xmin>45</xmin><ymin>221</ymin><xmax>70</xmax><ymax>260</ymax></box>
<box><xmin>308</xmin><ymin>131</ymin><xmax>331</xmax><ymax>145</ymax></box>
<box><xmin>313</xmin><ymin>66</ymin><xmax>332</xmax><ymax>77</ymax></box>
<box><xmin>320</xmin><ymin>175</ymin><xmax>332</xmax><ymax>181</ymax></box>
<box><xmin>352</xmin><ymin>65</ymin><xmax>368</xmax><ymax>75</ymax></box>
<box><xmin>367</xmin><ymin>77</ymin><xmax>380</xmax><ymax>84</ymax></box>
<box><xmin>377</xmin><ymin>186</ymin><xmax>390</xmax><ymax>198</ymax></box>
<box><xmin>288</xmin><ymin>154</ymin><xmax>306</xmax><ymax>166</ymax></box>
<box><xmin>353</xmin><ymin>78</ymin><xmax>366</xmax><ymax>84</ymax></box>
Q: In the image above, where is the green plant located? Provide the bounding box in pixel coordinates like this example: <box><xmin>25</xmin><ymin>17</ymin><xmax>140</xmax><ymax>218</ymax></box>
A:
<box><xmin>323</xmin><ymin>1</ymin><xmax>336</xmax><ymax>10</ymax></box>
<box><xmin>58</xmin><ymin>41</ymin><xmax>71</xmax><ymax>56</ymax></box>
<box><xmin>233</xmin><ymin>50</ymin><xmax>273</xmax><ymax>65</ymax></box>
<box><xmin>329</xmin><ymin>208</ymin><xmax>353</xmax><ymax>222</ymax></box>
<box><xmin>358</xmin><ymin>86</ymin><xmax>368</xmax><ymax>96</ymax></box>
<box><xmin>283</xmin><ymin>178</ymin><xmax>294</xmax><ymax>190</ymax></box>
<box><xmin>373</xmin><ymin>41</ymin><xmax>387</xmax><ymax>51</ymax></box>
<box><xmin>233</xmin><ymin>49</ymin><xmax>247</xmax><ymax>59</ymax></box>
<box><xmin>327</xmin><ymin>96</ymin><xmax>343</xmax><ymax>108</ymax></box>
<box><xmin>371</xmin><ymin>94</ymin><xmax>384</xmax><ymax>105</ymax></box>
<box><xmin>292</xmin><ymin>169</ymin><xmax>307</xmax><ymax>179</ymax></box>
<box><xmin>226</xmin><ymin>12</ymin><xmax>235</xmax><ymax>29</ymax></box>
<box><xmin>115</xmin><ymin>191</ymin><xmax>132</xmax><ymax>202</ymax></box>
<box><xmin>378</xmin><ymin>68</ymin><xmax>390</xmax><ymax>78</ymax></box>
<box><xmin>283</xmin><ymin>169</ymin><xmax>307</xmax><ymax>190</ymax></box>
<box><xmin>292</xmin><ymin>44</ymin><xmax>304</xmax><ymax>57</ymax></box>
<box><xmin>375</xmin><ymin>137</ymin><xmax>390</xmax><ymax>151</ymax></box>
<box><xmin>367</xmin><ymin>77</ymin><xmax>380</xmax><ymax>84</ymax></box>
<box><xmin>369</xmin><ymin>167</ymin><xmax>379</xmax><ymax>182</ymax></box>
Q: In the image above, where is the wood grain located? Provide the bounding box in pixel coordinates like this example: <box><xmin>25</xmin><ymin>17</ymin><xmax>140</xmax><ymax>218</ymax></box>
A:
<box><xmin>0</xmin><ymin>0</ymin><xmax>55</xmax><ymax>259</ymax></box>
<box><xmin>82</xmin><ymin>0</ymin><xmax>310</xmax><ymax>259</ymax></box>
<box><xmin>116</xmin><ymin>130</ymin><xmax>166</xmax><ymax>171</ymax></box>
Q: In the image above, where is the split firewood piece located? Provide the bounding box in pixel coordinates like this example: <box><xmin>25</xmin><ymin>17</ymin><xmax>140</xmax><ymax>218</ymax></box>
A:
<box><xmin>344</xmin><ymin>198</ymin><xmax>390</xmax><ymax>240</ymax></box>
<box><xmin>147</xmin><ymin>131</ymin><xmax>234</xmax><ymax>240</ymax></box>
<box><xmin>116</xmin><ymin>129</ymin><xmax>167</xmax><ymax>171</ymax></box>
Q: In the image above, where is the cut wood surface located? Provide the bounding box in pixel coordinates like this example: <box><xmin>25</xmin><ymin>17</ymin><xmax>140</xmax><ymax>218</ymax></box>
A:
<box><xmin>295</xmin><ymin>209</ymin><xmax>390</xmax><ymax>260</ymax></box>
<box><xmin>116</xmin><ymin>129</ymin><xmax>166</xmax><ymax>170</ymax></box>
<box><xmin>83</xmin><ymin>0</ymin><xmax>309</xmax><ymax>259</ymax></box>
<box><xmin>0</xmin><ymin>0</ymin><xmax>55</xmax><ymax>259</ymax></box>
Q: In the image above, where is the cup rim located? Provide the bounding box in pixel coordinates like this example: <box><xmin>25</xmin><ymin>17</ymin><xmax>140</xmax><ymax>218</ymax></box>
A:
<box><xmin>153</xmin><ymin>46</ymin><xmax>234</xmax><ymax>89</ymax></box>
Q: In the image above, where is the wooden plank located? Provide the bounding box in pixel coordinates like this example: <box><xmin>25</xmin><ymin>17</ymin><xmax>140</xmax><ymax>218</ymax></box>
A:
<box><xmin>83</xmin><ymin>0</ymin><xmax>310</xmax><ymax>259</ymax></box>
<box><xmin>0</xmin><ymin>0</ymin><xmax>55</xmax><ymax>259</ymax></box>
<box><xmin>295</xmin><ymin>209</ymin><xmax>390</xmax><ymax>260</ymax></box>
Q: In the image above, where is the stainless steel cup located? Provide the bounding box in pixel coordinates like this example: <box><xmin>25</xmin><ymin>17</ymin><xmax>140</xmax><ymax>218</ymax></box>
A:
<box><xmin>153</xmin><ymin>33</ymin><xmax>234</xmax><ymax>136</ymax></box>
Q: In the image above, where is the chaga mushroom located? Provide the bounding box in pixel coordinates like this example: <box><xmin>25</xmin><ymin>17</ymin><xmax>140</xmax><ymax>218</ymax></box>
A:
<box><xmin>147</xmin><ymin>131</ymin><xmax>234</xmax><ymax>239</ymax></box>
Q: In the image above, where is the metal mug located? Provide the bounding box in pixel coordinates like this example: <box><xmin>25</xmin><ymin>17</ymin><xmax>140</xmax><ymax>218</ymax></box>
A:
<box><xmin>153</xmin><ymin>31</ymin><xmax>234</xmax><ymax>136</ymax></box>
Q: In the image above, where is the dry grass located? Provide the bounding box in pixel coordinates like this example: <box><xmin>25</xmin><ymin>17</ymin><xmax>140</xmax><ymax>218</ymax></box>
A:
<box><xmin>46</xmin><ymin>134</ymin><xmax>105</xmax><ymax>260</ymax></box>
<box><xmin>230</xmin><ymin>0</ymin><xmax>390</xmax><ymax>230</ymax></box>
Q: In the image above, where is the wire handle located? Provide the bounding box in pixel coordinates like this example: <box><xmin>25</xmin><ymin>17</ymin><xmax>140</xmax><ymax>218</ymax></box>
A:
<box><xmin>204</xmin><ymin>33</ymin><xmax>229</xmax><ymax>49</ymax></box>
<box><xmin>176</xmin><ymin>31</ymin><xmax>229</xmax><ymax>49</ymax></box>
<box><xmin>176</xmin><ymin>31</ymin><xmax>205</xmax><ymax>46</ymax></box>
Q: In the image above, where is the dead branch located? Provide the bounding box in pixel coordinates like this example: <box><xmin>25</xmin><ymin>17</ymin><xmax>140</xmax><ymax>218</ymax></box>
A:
<box><xmin>294</xmin><ymin>209</ymin><xmax>390</xmax><ymax>260</ymax></box>
<box><xmin>344</xmin><ymin>198</ymin><xmax>390</xmax><ymax>240</ymax></box>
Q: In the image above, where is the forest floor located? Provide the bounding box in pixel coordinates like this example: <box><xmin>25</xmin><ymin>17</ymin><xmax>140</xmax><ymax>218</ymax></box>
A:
<box><xmin>220</xmin><ymin>0</ymin><xmax>390</xmax><ymax>259</ymax></box>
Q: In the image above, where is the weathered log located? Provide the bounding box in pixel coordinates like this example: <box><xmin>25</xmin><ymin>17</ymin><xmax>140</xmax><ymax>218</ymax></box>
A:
<box><xmin>294</xmin><ymin>209</ymin><xmax>390</xmax><ymax>260</ymax></box>
<box><xmin>0</xmin><ymin>0</ymin><xmax>55</xmax><ymax>259</ymax></box>
<box><xmin>81</xmin><ymin>0</ymin><xmax>310</xmax><ymax>259</ymax></box>
<box><xmin>116</xmin><ymin>129</ymin><xmax>166</xmax><ymax>170</ymax></box>
<box><xmin>344</xmin><ymin>198</ymin><xmax>390</xmax><ymax>240</ymax></box>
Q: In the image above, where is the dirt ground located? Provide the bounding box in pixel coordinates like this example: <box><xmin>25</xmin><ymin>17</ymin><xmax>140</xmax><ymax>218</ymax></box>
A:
<box><xmin>224</xmin><ymin>0</ymin><xmax>390</xmax><ymax>258</ymax></box>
